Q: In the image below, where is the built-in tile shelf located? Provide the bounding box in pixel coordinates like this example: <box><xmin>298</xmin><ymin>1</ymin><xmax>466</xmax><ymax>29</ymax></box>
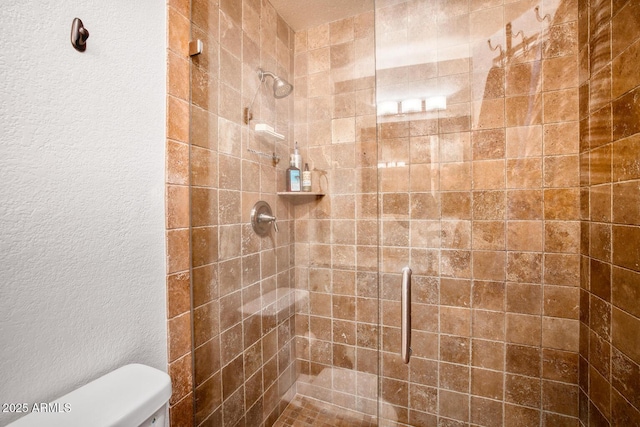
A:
<box><xmin>277</xmin><ymin>192</ymin><xmax>325</xmax><ymax>199</ymax></box>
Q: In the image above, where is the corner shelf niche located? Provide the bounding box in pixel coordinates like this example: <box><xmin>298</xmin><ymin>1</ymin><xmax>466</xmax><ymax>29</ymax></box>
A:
<box><xmin>277</xmin><ymin>192</ymin><xmax>325</xmax><ymax>198</ymax></box>
<box><xmin>277</xmin><ymin>169</ymin><xmax>327</xmax><ymax>203</ymax></box>
<box><xmin>277</xmin><ymin>192</ymin><xmax>325</xmax><ymax>205</ymax></box>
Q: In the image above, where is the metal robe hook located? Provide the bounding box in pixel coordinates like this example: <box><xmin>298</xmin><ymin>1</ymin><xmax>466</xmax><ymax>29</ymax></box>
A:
<box><xmin>512</xmin><ymin>30</ymin><xmax>529</xmax><ymax>53</ymax></box>
<box><xmin>71</xmin><ymin>18</ymin><xmax>89</xmax><ymax>52</ymax></box>
<box><xmin>512</xmin><ymin>30</ymin><xmax>525</xmax><ymax>40</ymax></box>
<box><xmin>488</xmin><ymin>38</ymin><xmax>502</xmax><ymax>53</ymax></box>
<box><xmin>535</xmin><ymin>6</ymin><xmax>551</xmax><ymax>23</ymax></box>
<box><xmin>488</xmin><ymin>38</ymin><xmax>505</xmax><ymax>65</ymax></box>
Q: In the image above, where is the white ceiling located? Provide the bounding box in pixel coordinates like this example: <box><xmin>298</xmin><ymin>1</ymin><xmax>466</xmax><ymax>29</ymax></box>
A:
<box><xmin>270</xmin><ymin>0</ymin><xmax>374</xmax><ymax>31</ymax></box>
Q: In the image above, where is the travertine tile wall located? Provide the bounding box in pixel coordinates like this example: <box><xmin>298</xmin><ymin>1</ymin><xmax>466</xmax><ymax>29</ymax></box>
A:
<box><xmin>166</xmin><ymin>0</ymin><xmax>298</xmax><ymax>426</ymax></box>
<box><xmin>578</xmin><ymin>0</ymin><xmax>640</xmax><ymax>425</ymax></box>
<box><xmin>189</xmin><ymin>0</ymin><xmax>299</xmax><ymax>425</ymax></box>
<box><xmin>294</xmin><ymin>0</ymin><xmax>583</xmax><ymax>425</ymax></box>
<box><xmin>166</xmin><ymin>0</ymin><xmax>193</xmax><ymax>425</ymax></box>
<box><xmin>292</xmin><ymin>9</ymin><xmax>380</xmax><ymax>418</ymax></box>
<box><xmin>161</xmin><ymin>0</ymin><xmax>640</xmax><ymax>425</ymax></box>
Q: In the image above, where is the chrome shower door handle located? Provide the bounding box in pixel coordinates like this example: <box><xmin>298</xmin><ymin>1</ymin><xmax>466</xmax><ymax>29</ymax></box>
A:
<box><xmin>401</xmin><ymin>266</ymin><xmax>412</xmax><ymax>364</ymax></box>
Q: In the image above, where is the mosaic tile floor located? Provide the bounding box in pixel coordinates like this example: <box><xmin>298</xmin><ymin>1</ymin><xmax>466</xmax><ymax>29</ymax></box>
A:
<box><xmin>274</xmin><ymin>395</ymin><xmax>377</xmax><ymax>427</ymax></box>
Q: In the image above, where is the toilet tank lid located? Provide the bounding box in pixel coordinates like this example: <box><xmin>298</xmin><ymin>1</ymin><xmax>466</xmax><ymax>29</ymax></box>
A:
<box><xmin>8</xmin><ymin>364</ymin><xmax>172</xmax><ymax>427</ymax></box>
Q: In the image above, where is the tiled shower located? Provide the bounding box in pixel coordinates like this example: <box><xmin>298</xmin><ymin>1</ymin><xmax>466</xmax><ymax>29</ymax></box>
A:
<box><xmin>164</xmin><ymin>0</ymin><xmax>640</xmax><ymax>426</ymax></box>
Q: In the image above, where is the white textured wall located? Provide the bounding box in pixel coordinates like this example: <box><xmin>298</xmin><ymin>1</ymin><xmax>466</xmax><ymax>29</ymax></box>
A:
<box><xmin>0</xmin><ymin>1</ymin><xmax>167</xmax><ymax>424</ymax></box>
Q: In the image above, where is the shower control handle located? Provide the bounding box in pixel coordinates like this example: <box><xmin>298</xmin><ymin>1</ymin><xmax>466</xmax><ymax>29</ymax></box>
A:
<box><xmin>258</xmin><ymin>213</ymin><xmax>278</xmax><ymax>232</ymax></box>
<box><xmin>401</xmin><ymin>266</ymin><xmax>412</xmax><ymax>364</ymax></box>
<box><xmin>250</xmin><ymin>201</ymin><xmax>278</xmax><ymax>236</ymax></box>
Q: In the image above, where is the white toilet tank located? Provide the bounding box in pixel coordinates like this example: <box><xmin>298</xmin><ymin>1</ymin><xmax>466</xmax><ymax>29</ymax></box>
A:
<box><xmin>8</xmin><ymin>364</ymin><xmax>172</xmax><ymax>427</ymax></box>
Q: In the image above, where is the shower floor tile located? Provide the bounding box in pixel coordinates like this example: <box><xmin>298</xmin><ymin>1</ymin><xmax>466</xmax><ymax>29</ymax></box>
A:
<box><xmin>274</xmin><ymin>395</ymin><xmax>377</xmax><ymax>427</ymax></box>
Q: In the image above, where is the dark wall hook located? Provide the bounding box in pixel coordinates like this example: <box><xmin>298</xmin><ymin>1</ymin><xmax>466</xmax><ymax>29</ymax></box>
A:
<box><xmin>71</xmin><ymin>18</ymin><xmax>89</xmax><ymax>52</ymax></box>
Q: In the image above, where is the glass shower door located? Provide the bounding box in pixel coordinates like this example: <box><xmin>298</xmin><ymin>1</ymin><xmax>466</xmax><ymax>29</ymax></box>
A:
<box><xmin>374</xmin><ymin>2</ymin><xmax>447</xmax><ymax>425</ymax></box>
<box><xmin>374</xmin><ymin>0</ymin><xmax>583</xmax><ymax>425</ymax></box>
<box><xmin>287</xmin><ymin>3</ymin><xmax>382</xmax><ymax>424</ymax></box>
<box><xmin>188</xmin><ymin>1</ymin><xmax>299</xmax><ymax>425</ymax></box>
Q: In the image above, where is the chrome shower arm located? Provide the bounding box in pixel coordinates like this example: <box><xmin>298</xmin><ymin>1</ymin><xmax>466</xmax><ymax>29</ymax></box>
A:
<box><xmin>258</xmin><ymin>69</ymin><xmax>276</xmax><ymax>81</ymax></box>
<box><xmin>244</xmin><ymin>67</ymin><xmax>293</xmax><ymax>124</ymax></box>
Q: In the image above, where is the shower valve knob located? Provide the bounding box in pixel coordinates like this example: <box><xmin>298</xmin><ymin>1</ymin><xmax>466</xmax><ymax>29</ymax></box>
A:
<box><xmin>250</xmin><ymin>201</ymin><xmax>278</xmax><ymax>235</ymax></box>
<box><xmin>258</xmin><ymin>213</ymin><xmax>278</xmax><ymax>232</ymax></box>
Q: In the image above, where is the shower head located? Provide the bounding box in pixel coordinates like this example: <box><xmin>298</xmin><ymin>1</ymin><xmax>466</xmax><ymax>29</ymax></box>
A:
<box><xmin>257</xmin><ymin>68</ymin><xmax>294</xmax><ymax>99</ymax></box>
<box><xmin>243</xmin><ymin>67</ymin><xmax>294</xmax><ymax>124</ymax></box>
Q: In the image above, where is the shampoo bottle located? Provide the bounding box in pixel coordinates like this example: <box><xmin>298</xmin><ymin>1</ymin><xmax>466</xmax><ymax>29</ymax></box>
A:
<box><xmin>286</xmin><ymin>155</ymin><xmax>301</xmax><ymax>192</ymax></box>
<box><xmin>293</xmin><ymin>142</ymin><xmax>302</xmax><ymax>169</ymax></box>
<box><xmin>302</xmin><ymin>163</ymin><xmax>312</xmax><ymax>192</ymax></box>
